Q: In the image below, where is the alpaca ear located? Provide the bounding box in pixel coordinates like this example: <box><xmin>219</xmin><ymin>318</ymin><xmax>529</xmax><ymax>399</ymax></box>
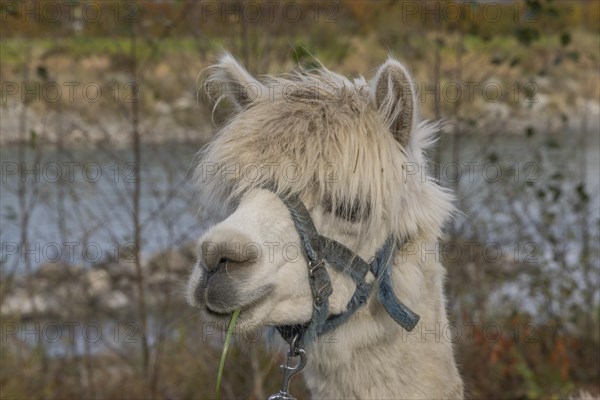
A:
<box><xmin>204</xmin><ymin>53</ymin><xmax>264</xmax><ymax>110</ymax></box>
<box><xmin>371</xmin><ymin>59</ymin><xmax>416</xmax><ymax>146</ymax></box>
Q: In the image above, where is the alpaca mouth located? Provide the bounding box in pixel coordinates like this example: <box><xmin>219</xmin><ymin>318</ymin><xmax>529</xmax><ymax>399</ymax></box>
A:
<box><xmin>204</xmin><ymin>305</ymin><xmax>234</xmax><ymax>318</ymax></box>
<box><xmin>203</xmin><ymin>283</ymin><xmax>274</xmax><ymax>318</ymax></box>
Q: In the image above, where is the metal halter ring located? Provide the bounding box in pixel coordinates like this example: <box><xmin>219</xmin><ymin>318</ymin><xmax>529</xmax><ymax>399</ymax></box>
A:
<box><xmin>308</xmin><ymin>259</ymin><xmax>325</xmax><ymax>277</ymax></box>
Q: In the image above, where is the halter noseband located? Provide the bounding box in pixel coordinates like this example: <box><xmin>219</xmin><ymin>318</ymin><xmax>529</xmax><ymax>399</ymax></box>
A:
<box><xmin>273</xmin><ymin>191</ymin><xmax>420</xmax><ymax>347</ymax></box>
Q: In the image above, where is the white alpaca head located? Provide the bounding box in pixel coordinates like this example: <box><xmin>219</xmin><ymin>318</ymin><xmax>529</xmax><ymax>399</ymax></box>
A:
<box><xmin>187</xmin><ymin>54</ymin><xmax>453</xmax><ymax>333</ymax></box>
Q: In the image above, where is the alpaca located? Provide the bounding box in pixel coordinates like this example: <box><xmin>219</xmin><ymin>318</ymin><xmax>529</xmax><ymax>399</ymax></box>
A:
<box><xmin>187</xmin><ymin>54</ymin><xmax>464</xmax><ymax>399</ymax></box>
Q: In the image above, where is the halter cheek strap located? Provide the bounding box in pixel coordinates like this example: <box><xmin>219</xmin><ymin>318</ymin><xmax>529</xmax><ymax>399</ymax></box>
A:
<box><xmin>275</xmin><ymin>192</ymin><xmax>420</xmax><ymax>347</ymax></box>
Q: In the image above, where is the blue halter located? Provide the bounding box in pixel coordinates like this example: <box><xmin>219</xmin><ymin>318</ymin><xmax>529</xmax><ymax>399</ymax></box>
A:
<box><xmin>274</xmin><ymin>191</ymin><xmax>420</xmax><ymax>347</ymax></box>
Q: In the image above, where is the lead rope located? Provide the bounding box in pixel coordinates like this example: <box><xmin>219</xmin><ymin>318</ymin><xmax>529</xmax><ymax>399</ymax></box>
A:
<box><xmin>267</xmin><ymin>334</ymin><xmax>307</xmax><ymax>400</ymax></box>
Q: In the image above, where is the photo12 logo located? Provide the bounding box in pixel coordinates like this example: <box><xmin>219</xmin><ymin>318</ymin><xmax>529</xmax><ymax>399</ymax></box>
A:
<box><xmin>1</xmin><ymin>81</ymin><xmax>139</xmax><ymax>105</ymax></box>
<box><xmin>1</xmin><ymin>241</ymin><xmax>138</xmax><ymax>264</ymax></box>
<box><xmin>1</xmin><ymin>321</ymin><xmax>142</xmax><ymax>345</ymax></box>
<box><xmin>198</xmin><ymin>1</ymin><xmax>339</xmax><ymax>24</ymax></box>
<box><xmin>399</xmin><ymin>1</ymin><xmax>539</xmax><ymax>24</ymax></box>
<box><xmin>1</xmin><ymin>1</ymin><xmax>139</xmax><ymax>24</ymax></box>
<box><xmin>1</xmin><ymin>161</ymin><xmax>139</xmax><ymax>183</ymax></box>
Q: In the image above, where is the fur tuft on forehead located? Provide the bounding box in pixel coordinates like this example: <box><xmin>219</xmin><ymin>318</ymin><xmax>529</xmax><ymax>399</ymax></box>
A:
<box><xmin>195</xmin><ymin>56</ymin><xmax>454</xmax><ymax>242</ymax></box>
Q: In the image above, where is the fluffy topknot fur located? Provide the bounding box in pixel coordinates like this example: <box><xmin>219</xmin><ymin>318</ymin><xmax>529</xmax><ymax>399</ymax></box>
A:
<box><xmin>195</xmin><ymin>53</ymin><xmax>454</xmax><ymax>242</ymax></box>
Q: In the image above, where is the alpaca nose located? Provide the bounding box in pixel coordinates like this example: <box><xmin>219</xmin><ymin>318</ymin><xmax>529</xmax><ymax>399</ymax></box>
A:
<box><xmin>201</xmin><ymin>230</ymin><xmax>259</xmax><ymax>273</ymax></box>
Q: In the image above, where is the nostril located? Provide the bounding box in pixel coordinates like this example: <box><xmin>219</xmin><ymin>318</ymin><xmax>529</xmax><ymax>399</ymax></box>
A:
<box><xmin>205</xmin><ymin>257</ymin><xmax>230</xmax><ymax>281</ymax></box>
<box><xmin>204</xmin><ymin>265</ymin><xmax>217</xmax><ymax>282</ymax></box>
<box><xmin>201</xmin><ymin>242</ymin><xmax>225</xmax><ymax>272</ymax></box>
<box><xmin>201</xmin><ymin>230</ymin><xmax>259</xmax><ymax>272</ymax></box>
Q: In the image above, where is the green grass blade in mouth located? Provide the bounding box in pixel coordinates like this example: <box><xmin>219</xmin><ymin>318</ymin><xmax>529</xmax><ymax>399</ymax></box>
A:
<box><xmin>216</xmin><ymin>308</ymin><xmax>241</xmax><ymax>400</ymax></box>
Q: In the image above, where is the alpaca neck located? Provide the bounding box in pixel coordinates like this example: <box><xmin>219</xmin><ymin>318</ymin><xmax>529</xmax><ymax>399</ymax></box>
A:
<box><xmin>304</xmin><ymin>331</ymin><xmax>416</xmax><ymax>398</ymax></box>
<box><xmin>301</xmin><ymin>255</ymin><xmax>463</xmax><ymax>399</ymax></box>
